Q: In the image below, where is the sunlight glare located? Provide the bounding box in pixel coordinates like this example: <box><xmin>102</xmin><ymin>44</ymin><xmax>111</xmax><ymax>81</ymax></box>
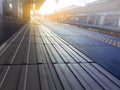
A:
<box><xmin>36</xmin><ymin>0</ymin><xmax>97</xmax><ymax>15</ymax></box>
<box><xmin>36</xmin><ymin>0</ymin><xmax>56</xmax><ymax>15</ymax></box>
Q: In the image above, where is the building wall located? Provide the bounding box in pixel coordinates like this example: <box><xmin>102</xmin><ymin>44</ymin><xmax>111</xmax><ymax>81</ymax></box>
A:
<box><xmin>51</xmin><ymin>0</ymin><xmax>120</xmax><ymax>32</ymax></box>
<box><xmin>2</xmin><ymin>0</ymin><xmax>44</xmax><ymax>19</ymax></box>
<box><xmin>62</xmin><ymin>0</ymin><xmax>120</xmax><ymax>15</ymax></box>
<box><xmin>0</xmin><ymin>0</ymin><xmax>3</xmax><ymax>16</ymax></box>
<box><xmin>2</xmin><ymin>0</ymin><xmax>10</xmax><ymax>16</ymax></box>
<box><xmin>2</xmin><ymin>0</ymin><xmax>28</xmax><ymax>19</ymax></box>
<box><xmin>11</xmin><ymin>0</ymin><xmax>19</xmax><ymax>17</ymax></box>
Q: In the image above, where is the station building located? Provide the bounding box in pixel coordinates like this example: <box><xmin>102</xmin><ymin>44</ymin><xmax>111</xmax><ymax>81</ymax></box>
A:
<box><xmin>52</xmin><ymin>0</ymin><xmax>120</xmax><ymax>32</ymax></box>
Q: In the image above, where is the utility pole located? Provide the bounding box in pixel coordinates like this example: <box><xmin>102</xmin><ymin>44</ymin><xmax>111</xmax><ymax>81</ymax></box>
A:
<box><xmin>22</xmin><ymin>0</ymin><xmax>45</xmax><ymax>20</ymax></box>
<box><xmin>22</xmin><ymin>0</ymin><xmax>31</xmax><ymax>20</ymax></box>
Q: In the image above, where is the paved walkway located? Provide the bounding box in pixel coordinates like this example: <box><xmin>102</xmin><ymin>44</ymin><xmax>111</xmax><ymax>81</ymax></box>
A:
<box><xmin>0</xmin><ymin>20</ymin><xmax>119</xmax><ymax>90</ymax></box>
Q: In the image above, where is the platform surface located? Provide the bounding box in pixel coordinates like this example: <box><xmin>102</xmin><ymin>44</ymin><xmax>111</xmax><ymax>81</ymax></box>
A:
<box><xmin>0</xmin><ymin>20</ymin><xmax>119</xmax><ymax>90</ymax></box>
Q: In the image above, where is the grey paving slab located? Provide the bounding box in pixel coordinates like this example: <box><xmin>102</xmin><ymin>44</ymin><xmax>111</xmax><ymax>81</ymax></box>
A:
<box><xmin>0</xmin><ymin>20</ymin><xmax>119</xmax><ymax>90</ymax></box>
<box><xmin>41</xmin><ymin>20</ymin><xmax>120</xmax><ymax>78</ymax></box>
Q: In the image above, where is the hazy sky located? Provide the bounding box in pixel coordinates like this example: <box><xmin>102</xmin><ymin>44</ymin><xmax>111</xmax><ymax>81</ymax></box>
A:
<box><xmin>37</xmin><ymin>0</ymin><xmax>97</xmax><ymax>14</ymax></box>
<box><xmin>56</xmin><ymin>0</ymin><xmax>97</xmax><ymax>8</ymax></box>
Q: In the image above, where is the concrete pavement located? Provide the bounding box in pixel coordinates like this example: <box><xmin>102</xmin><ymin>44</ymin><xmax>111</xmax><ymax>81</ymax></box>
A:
<box><xmin>41</xmin><ymin>20</ymin><xmax>120</xmax><ymax>79</ymax></box>
<box><xmin>0</xmin><ymin>19</ymin><xmax>119</xmax><ymax>90</ymax></box>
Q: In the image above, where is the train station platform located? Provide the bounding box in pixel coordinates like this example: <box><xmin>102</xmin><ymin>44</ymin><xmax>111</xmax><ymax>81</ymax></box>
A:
<box><xmin>0</xmin><ymin>19</ymin><xmax>119</xmax><ymax>90</ymax></box>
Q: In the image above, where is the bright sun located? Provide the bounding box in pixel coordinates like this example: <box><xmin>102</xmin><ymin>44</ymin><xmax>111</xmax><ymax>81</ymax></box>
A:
<box><xmin>36</xmin><ymin>0</ymin><xmax>56</xmax><ymax>15</ymax></box>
